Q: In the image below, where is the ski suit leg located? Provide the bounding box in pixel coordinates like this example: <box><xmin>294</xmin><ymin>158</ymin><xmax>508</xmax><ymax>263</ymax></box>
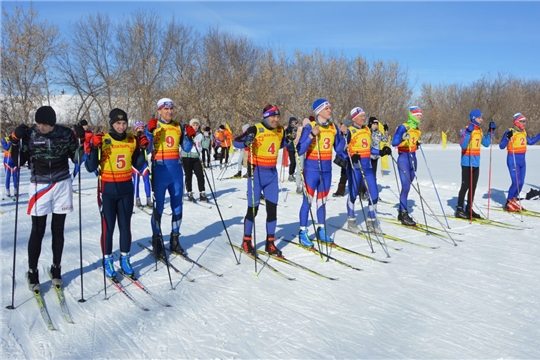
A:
<box><xmin>168</xmin><ymin>173</ymin><xmax>184</xmax><ymax>234</ymax></box>
<box><xmin>117</xmin><ymin>194</ymin><xmax>134</xmax><ymax>253</ymax></box>
<box><xmin>346</xmin><ymin>166</ymin><xmax>360</xmax><ymax>218</ymax></box>
<box><xmin>100</xmin><ymin>194</ymin><xmax>117</xmax><ymax>255</ymax></box>
<box><xmin>315</xmin><ymin>171</ymin><xmax>331</xmax><ymax>224</ymax></box>
<box><xmin>142</xmin><ymin>167</ymin><xmax>151</xmax><ymax>198</ymax></box>
<box><xmin>132</xmin><ymin>170</ymin><xmax>141</xmax><ymax>199</ymax></box>
<box><xmin>262</xmin><ymin>168</ymin><xmax>279</xmax><ymax>236</ymax></box>
<box><xmin>397</xmin><ymin>153</ymin><xmax>415</xmax><ymax>211</ymax></box>
<box><xmin>151</xmin><ymin>165</ymin><xmax>169</xmax><ymax>235</ymax></box>
<box><xmin>299</xmin><ymin>169</ymin><xmax>321</xmax><ymax>227</ymax></box>
<box><xmin>506</xmin><ymin>154</ymin><xmax>519</xmax><ymax>200</ymax></box>
<box><xmin>243</xmin><ymin>167</ymin><xmax>262</xmax><ymax>236</ymax></box>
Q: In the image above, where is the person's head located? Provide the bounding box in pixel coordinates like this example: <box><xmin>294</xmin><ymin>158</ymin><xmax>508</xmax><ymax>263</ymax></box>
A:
<box><xmin>189</xmin><ymin>118</ymin><xmax>200</xmax><ymax>131</ymax></box>
<box><xmin>350</xmin><ymin>107</ymin><xmax>366</xmax><ymax>126</ymax></box>
<box><xmin>7</xmin><ymin>126</ymin><xmax>15</xmax><ymax>136</ymax></box>
<box><xmin>79</xmin><ymin>119</ymin><xmax>89</xmax><ymax>130</ymax></box>
<box><xmin>288</xmin><ymin>117</ymin><xmax>298</xmax><ymax>127</ymax></box>
<box><xmin>407</xmin><ymin>106</ymin><xmax>423</xmax><ymax>129</ymax></box>
<box><xmin>157</xmin><ymin>98</ymin><xmax>174</xmax><ymax>123</ymax></box>
<box><xmin>368</xmin><ymin>116</ymin><xmax>379</xmax><ymax>130</ymax></box>
<box><xmin>262</xmin><ymin>104</ymin><xmax>281</xmax><ymax>129</ymax></box>
<box><xmin>109</xmin><ymin>108</ymin><xmax>128</xmax><ymax>135</ymax></box>
<box><xmin>469</xmin><ymin>109</ymin><xmax>483</xmax><ymax>125</ymax></box>
<box><xmin>219</xmin><ymin>124</ymin><xmax>225</xmax><ymax>131</ymax></box>
<box><xmin>312</xmin><ymin>99</ymin><xmax>332</xmax><ymax>122</ymax></box>
<box><xmin>513</xmin><ymin>113</ymin><xmax>527</xmax><ymax>130</ymax></box>
<box><xmin>133</xmin><ymin>120</ymin><xmax>144</xmax><ymax>134</ymax></box>
<box><xmin>242</xmin><ymin>124</ymin><xmax>250</xmax><ymax>133</ymax></box>
<box><xmin>35</xmin><ymin>106</ymin><xmax>56</xmax><ymax>134</ymax></box>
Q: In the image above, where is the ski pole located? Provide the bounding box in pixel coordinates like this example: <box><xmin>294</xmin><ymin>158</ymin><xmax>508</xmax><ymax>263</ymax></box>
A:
<box><xmin>408</xmin><ymin>141</ymin><xmax>428</xmax><ymax>231</ymax></box>
<box><xmin>249</xmin><ymin>144</ymin><xmax>258</xmax><ymax>274</ymax></box>
<box><xmin>77</xmin><ymin>139</ymin><xmax>86</xmax><ymax>303</ymax></box>
<box><xmin>419</xmin><ymin>145</ymin><xmax>450</xmax><ymax>228</ymax></box>
<box><xmin>511</xmin><ymin>147</ymin><xmax>524</xmax><ymax>222</ymax></box>
<box><xmin>6</xmin><ymin>138</ymin><xmax>22</xmax><ymax>310</ymax></box>
<box><xmin>315</xmin><ymin>137</ymin><xmax>330</xmax><ymax>257</ymax></box>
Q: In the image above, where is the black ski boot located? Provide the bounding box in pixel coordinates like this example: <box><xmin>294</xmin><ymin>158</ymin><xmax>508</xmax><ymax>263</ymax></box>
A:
<box><xmin>27</xmin><ymin>268</ymin><xmax>40</xmax><ymax>292</ymax></box>
<box><xmin>50</xmin><ymin>264</ymin><xmax>63</xmax><ymax>286</ymax></box>
<box><xmin>398</xmin><ymin>210</ymin><xmax>416</xmax><ymax>226</ymax></box>
<box><xmin>152</xmin><ymin>234</ymin><xmax>166</xmax><ymax>259</ymax></box>
<box><xmin>465</xmin><ymin>206</ymin><xmax>482</xmax><ymax>219</ymax></box>
<box><xmin>170</xmin><ymin>232</ymin><xmax>185</xmax><ymax>255</ymax></box>
<box><xmin>187</xmin><ymin>192</ymin><xmax>195</xmax><ymax>202</ymax></box>
<box><xmin>199</xmin><ymin>192</ymin><xmax>209</xmax><ymax>202</ymax></box>
<box><xmin>455</xmin><ymin>206</ymin><xmax>468</xmax><ymax>219</ymax></box>
<box><xmin>332</xmin><ymin>183</ymin><xmax>346</xmax><ymax>197</ymax></box>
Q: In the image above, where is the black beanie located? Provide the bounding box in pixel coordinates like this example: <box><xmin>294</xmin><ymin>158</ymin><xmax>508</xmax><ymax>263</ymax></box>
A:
<box><xmin>79</xmin><ymin>119</ymin><xmax>88</xmax><ymax>126</ymax></box>
<box><xmin>204</xmin><ymin>126</ymin><xmax>211</xmax><ymax>132</ymax></box>
<box><xmin>109</xmin><ymin>108</ymin><xmax>128</xmax><ymax>126</ymax></box>
<box><xmin>219</xmin><ymin>125</ymin><xmax>225</xmax><ymax>130</ymax></box>
<box><xmin>368</xmin><ymin>116</ymin><xmax>379</xmax><ymax>127</ymax></box>
<box><xmin>35</xmin><ymin>106</ymin><xmax>57</xmax><ymax>126</ymax></box>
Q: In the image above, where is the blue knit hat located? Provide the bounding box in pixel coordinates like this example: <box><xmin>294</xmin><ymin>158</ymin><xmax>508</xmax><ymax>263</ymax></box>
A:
<box><xmin>312</xmin><ymin>99</ymin><xmax>330</xmax><ymax>115</ymax></box>
<box><xmin>469</xmin><ymin>109</ymin><xmax>483</xmax><ymax>123</ymax></box>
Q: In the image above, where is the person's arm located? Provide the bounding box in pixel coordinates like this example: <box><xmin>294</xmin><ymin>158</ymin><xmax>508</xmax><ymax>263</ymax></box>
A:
<box><xmin>499</xmin><ymin>129</ymin><xmax>512</xmax><ymax>149</ymax></box>
<box><xmin>296</xmin><ymin>123</ymin><xmax>315</xmax><ymax>156</ymax></box>
<box><xmin>391</xmin><ymin>125</ymin><xmax>406</xmax><ymax>147</ymax></box>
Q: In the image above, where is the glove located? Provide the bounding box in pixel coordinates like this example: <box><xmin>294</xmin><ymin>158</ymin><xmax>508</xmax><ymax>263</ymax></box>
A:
<box><xmin>333</xmin><ymin>156</ymin><xmax>347</xmax><ymax>169</ymax></box>
<box><xmin>185</xmin><ymin>125</ymin><xmax>196</xmax><ymax>140</ymax></box>
<box><xmin>466</xmin><ymin>123</ymin><xmax>475</xmax><ymax>133</ymax></box>
<box><xmin>147</xmin><ymin>118</ymin><xmax>158</xmax><ymax>133</ymax></box>
<box><xmin>138</xmin><ymin>134</ymin><xmax>150</xmax><ymax>150</ymax></box>
<box><xmin>286</xmin><ymin>131</ymin><xmax>296</xmax><ymax>142</ymax></box>
<box><xmin>74</xmin><ymin>125</ymin><xmax>85</xmax><ymax>139</ymax></box>
<box><xmin>402</xmin><ymin>132</ymin><xmax>410</xmax><ymax>141</ymax></box>
<box><xmin>416</xmin><ymin>140</ymin><xmax>422</xmax><ymax>147</ymax></box>
<box><xmin>92</xmin><ymin>132</ymin><xmax>104</xmax><ymax>147</ymax></box>
<box><xmin>12</xmin><ymin>124</ymin><xmax>29</xmax><ymax>142</ymax></box>
<box><xmin>383</xmin><ymin>123</ymin><xmax>389</xmax><ymax>132</ymax></box>
<box><xmin>489</xmin><ymin>121</ymin><xmax>497</xmax><ymax>131</ymax></box>
<box><xmin>380</xmin><ymin>146</ymin><xmax>392</xmax><ymax>157</ymax></box>
<box><xmin>506</xmin><ymin>130</ymin><xmax>513</xmax><ymax>140</ymax></box>
<box><xmin>244</xmin><ymin>133</ymin><xmax>255</xmax><ymax>147</ymax></box>
<box><xmin>351</xmin><ymin>154</ymin><xmax>360</xmax><ymax>163</ymax></box>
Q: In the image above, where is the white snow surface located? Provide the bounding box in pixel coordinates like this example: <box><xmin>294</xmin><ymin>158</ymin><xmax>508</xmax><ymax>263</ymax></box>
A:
<box><xmin>1</xmin><ymin>144</ymin><xmax>539</xmax><ymax>359</ymax></box>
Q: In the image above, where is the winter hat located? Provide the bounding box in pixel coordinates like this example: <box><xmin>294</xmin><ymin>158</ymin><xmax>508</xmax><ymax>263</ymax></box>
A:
<box><xmin>288</xmin><ymin>117</ymin><xmax>298</xmax><ymax>126</ymax></box>
<box><xmin>513</xmin><ymin>113</ymin><xmax>526</xmax><ymax>130</ymax></box>
<box><xmin>368</xmin><ymin>116</ymin><xmax>379</xmax><ymax>127</ymax></box>
<box><xmin>350</xmin><ymin>107</ymin><xmax>365</xmax><ymax>120</ymax></box>
<box><xmin>133</xmin><ymin>120</ymin><xmax>144</xmax><ymax>130</ymax></box>
<box><xmin>157</xmin><ymin>98</ymin><xmax>174</xmax><ymax>110</ymax></box>
<box><xmin>262</xmin><ymin>104</ymin><xmax>280</xmax><ymax>119</ymax></box>
<box><xmin>7</xmin><ymin>126</ymin><xmax>15</xmax><ymax>134</ymax></box>
<box><xmin>219</xmin><ymin>125</ymin><xmax>226</xmax><ymax>130</ymax></box>
<box><xmin>35</xmin><ymin>106</ymin><xmax>57</xmax><ymax>126</ymax></box>
<box><xmin>204</xmin><ymin>126</ymin><xmax>211</xmax><ymax>132</ymax></box>
<box><xmin>189</xmin><ymin>118</ymin><xmax>200</xmax><ymax>126</ymax></box>
<box><xmin>79</xmin><ymin>119</ymin><xmax>88</xmax><ymax>126</ymax></box>
<box><xmin>469</xmin><ymin>109</ymin><xmax>483</xmax><ymax>123</ymax></box>
<box><xmin>109</xmin><ymin>108</ymin><xmax>128</xmax><ymax>125</ymax></box>
<box><xmin>242</xmin><ymin>124</ymin><xmax>250</xmax><ymax>132</ymax></box>
<box><xmin>409</xmin><ymin>106</ymin><xmax>422</xmax><ymax>116</ymax></box>
<box><xmin>312</xmin><ymin>99</ymin><xmax>330</xmax><ymax>115</ymax></box>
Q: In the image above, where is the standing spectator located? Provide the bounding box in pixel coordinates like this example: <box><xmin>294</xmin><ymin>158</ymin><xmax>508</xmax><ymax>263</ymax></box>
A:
<box><xmin>131</xmin><ymin>120</ymin><xmax>152</xmax><ymax>208</ymax></box>
<box><xmin>332</xmin><ymin>120</ymin><xmax>351</xmax><ymax>197</ymax></box>
<box><xmin>181</xmin><ymin>118</ymin><xmax>209</xmax><ymax>203</ymax></box>
<box><xmin>455</xmin><ymin>109</ymin><xmax>495</xmax><ymax>219</ymax></box>
<box><xmin>2</xmin><ymin>127</ymin><xmax>18</xmax><ymax>198</ymax></box>
<box><xmin>145</xmin><ymin>98</ymin><xmax>196</xmax><ymax>257</ymax></box>
<box><xmin>72</xmin><ymin>119</ymin><xmax>94</xmax><ymax>179</ymax></box>
<box><xmin>10</xmin><ymin>106</ymin><xmax>85</xmax><ymax>291</ymax></box>
<box><xmin>285</xmin><ymin>117</ymin><xmax>298</xmax><ymax>181</ymax></box>
<box><xmin>368</xmin><ymin>116</ymin><xmax>389</xmax><ymax>178</ymax></box>
<box><xmin>234</xmin><ymin>104</ymin><xmax>286</xmax><ymax>256</ymax></box>
<box><xmin>201</xmin><ymin>126</ymin><xmax>212</xmax><ymax>168</ymax></box>
<box><xmin>85</xmin><ymin>109</ymin><xmax>148</xmax><ymax>278</ymax></box>
<box><xmin>499</xmin><ymin>112</ymin><xmax>540</xmax><ymax>211</ymax></box>
<box><xmin>296</xmin><ymin>99</ymin><xmax>346</xmax><ymax>246</ymax></box>
<box><xmin>215</xmin><ymin>125</ymin><xmax>233</xmax><ymax>169</ymax></box>
<box><xmin>391</xmin><ymin>106</ymin><xmax>423</xmax><ymax>226</ymax></box>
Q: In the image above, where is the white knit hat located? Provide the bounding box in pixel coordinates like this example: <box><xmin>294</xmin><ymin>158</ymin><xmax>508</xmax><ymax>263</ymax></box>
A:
<box><xmin>189</xmin><ymin>118</ymin><xmax>200</xmax><ymax>126</ymax></box>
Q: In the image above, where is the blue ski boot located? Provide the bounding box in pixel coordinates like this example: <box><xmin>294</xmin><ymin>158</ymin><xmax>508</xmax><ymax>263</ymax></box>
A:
<box><xmin>103</xmin><ymin>254</ymin><xmax>117</xmax><ymax>278</ymax></box>
<box><xmin>120</xmin><ymin>252</ymin><xmax>134</xmax><ymax>276</ymax></box>
<box><xmin>298</xmin><ymin>228</ymin><xmax>314</xmax><ymax>247</ymax></box>
<box><xmin>316</xmin><ymin>225</ymin><xmax>333</xmax><ymax>243</ymax></box>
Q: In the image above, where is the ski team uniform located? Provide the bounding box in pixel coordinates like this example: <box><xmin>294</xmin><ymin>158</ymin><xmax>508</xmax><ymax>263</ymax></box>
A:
<box><xmin>345</xmin><ymin>124</ymin><xmax>379</xmax><ymax>219</ymax></box>
<box><xmin>86</xmin><ymin>132</ymin><xmax>145</xmax><ymax>255</ymax></box>
<box><xmin>12</xmin><ymin>124</ymin><xmax>82</xmax><ymax>270</ymax></box>
<box><xmin>457</xmin><ymin>123</ymin><xmax>491</xmax><ymax>210</ymax></box>
<box><xmin>234</xmin><ymin>122</ymin><xmax>285</xmax><ymax>241</ymax></box>
<box><xmin>145</xmin><ymin>119</ymin><xmax>192</xmax><ymax>235</ymax></box>
<box><xmin>296</xmin><ymin>120</ymin><xmax>345</xmax><ymax>227</ymax></box>
<box><xmin>499</xmin><ymin>127</ymin><xmax>540</xmax><ymax>203</ymax></box>
<box><xmin>2</xmin><ymin>136</ymin><xmax>18</xmax><ymax>195</ymax></box>
<box><xmin>131</xmin><ymin>153</ymin><xmax>151</xmax><ymax>203</ymax></box>
<box><xmin>392</xmin><ymin>119</ymin><xmax>422</xmax><ymax>212</ymax></box>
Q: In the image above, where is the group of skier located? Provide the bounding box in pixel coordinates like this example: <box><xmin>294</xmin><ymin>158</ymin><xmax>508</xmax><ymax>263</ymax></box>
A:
<box><xmin>5</xmin><ymin>98</ymin><xmax>539</xmax><ymax>291</ymax></box>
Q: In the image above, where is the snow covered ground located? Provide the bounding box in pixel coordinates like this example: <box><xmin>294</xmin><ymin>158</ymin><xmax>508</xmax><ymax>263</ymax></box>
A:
<box><xmin>1</xmin><ymin>144</ymin><xmax>539</xmax><ymax>359</ymax></box>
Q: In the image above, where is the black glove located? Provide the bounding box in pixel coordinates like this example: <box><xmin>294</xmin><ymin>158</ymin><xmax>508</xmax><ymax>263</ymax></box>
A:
<box><xmin>244</xmin><ymin>133</ymin><xmax>255</xmax><ymax>147</ymax></box>
<box><xmin>351</xmin><ymin>154</ymin><xmax>360</xmax><ymax>163</ymax></box>
<box><xmin>380</xmin><ymin>146</ymin><xmax>392</xmax><ymax>157</ymax></box>
<box><xmin>506</xmin><ymin>130</ymin><xmax>513</xmax><ymax>140</ymax></box>
<box><xmin>383</xmin><ymin>123</ymin><xmax>389</xmax><ymax>132</ymax></box>
<box><xmin>333</xmin><ymin>156</ymin><xmax>347</xmax><ymax>169</ymax></box>
<box><xmin>12</xmin><ymin>124</ymin><xmax>29</xmax><ymax>142</ymax></box>
<box><xmin>416</xmin><ymin>140</ymin><xmax>422</xmax><ymax>147</ymax></box>
<box><xmin>74</xmin><ymin>125</ymin><xmax>85</xmax><ymax>139</ymax></box>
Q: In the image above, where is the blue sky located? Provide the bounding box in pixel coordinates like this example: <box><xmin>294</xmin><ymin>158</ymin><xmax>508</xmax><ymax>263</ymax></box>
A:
<box><xmin>4</xmin><ymin>1</ymin><xmax>540</xmax><ymax>90</ymax></box>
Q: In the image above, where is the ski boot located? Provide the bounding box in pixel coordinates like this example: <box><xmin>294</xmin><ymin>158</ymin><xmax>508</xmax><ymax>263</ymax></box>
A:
<box><xmin>242</xmin><ymin>235</ymin><xmax>257</xmax><ymax>256</ymax></box>
<box><xmin>366</xmin><ymin>218</ymin><xmax>383</xmax><ymax>235</ymax></box>
<box><xmin>103</xmin><ymin>255</ymin><xmax>117</xmax><ymax>279</ymax></box>
<box><xmin>199</xmin><ymin>192</ymin><xmax>209</xmax><ymax>202</ymax></box>
<box><xmin>135</xmin><ymin>198</ymin><xmax>142</xmax><ymax>208</ymax></box>
<box><xmin>265</xmin><ymin>236</ymin><xmax>282</xmax><ymax>257</ymax></box>
<box><xmin>233</xmin><ymin>171</ymin><xmax>242</xmax><ymax>178</ymax></box>
<box><xmin>120</xmin><ymin>252</ymin><xmax>135</xmax><ymax>277</ymax></box>
<box><xmin>332</xmin><ymin>183</ymin><xmax>345</xmax><ymax>197</ymax></box>
<box><xmin>170</xmin><ymin>232</ymin><xmax>185</xmax><ymax>255</ymax></box>
<box><xmin>347</xmin><ymin>217</ymin><xmax>360</xmax><ymax>233</ymax></box>
<box><xmin>288</xmin><ymin>175</ymin><xmax>296</xmax><ymax>182</ymax></box>
<box><xmin>146</xmin><ymin>197</ymin><xmax>152</xmax><ymax>208</ymax></box>
<box><xmin>298</xmin><ymin>228</ymin><xmax>313</xmax><ymax>247</ymax></box>
<box><xmin>455</xmin><ymin>206</ymin><xmax>468</xmax><ymax>219</ymax></box>
<box><xmin>50</xmin><ymin>264</ymin><xmax>63</xmax><ymax>286</ymax></box>
<box><xmin>187</xmin><ymin>192</ymin><xmax>195</xmax><ymax>202</ymax></box>
<box><xmin>398</xmin><ymin>210</ymin><xmax>416</xmax><ymax>226</ymax></box>
<box><xmin>152</xmin><ymin>234</ymin><xmax>166</xmax><ymax>259</ymax></box>
<box><xmin>316</xmin><ymin>225</ymin><xmax>333</xmax><ymax>243</ymax></box>
<box><xmin>465</xmin><ymin>206</ymin><xmax>482</xmax><ymax>219</ymax></box>
<box><xmin>27</xmin><ymin>268</ymin><xmax>40</xmax><ymax>292</ymax></box>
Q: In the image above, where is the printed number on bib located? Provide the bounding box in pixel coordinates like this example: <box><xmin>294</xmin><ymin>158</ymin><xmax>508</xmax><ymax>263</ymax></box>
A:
<box><xmin>117</xmin><ymin>154</ymin><xmax>126</xmax><ymax>169</ymax></box>
<box><xmin>166</xmin><ymin>135</ymin><xmax>175</xmax><ymax>148</ymax></box>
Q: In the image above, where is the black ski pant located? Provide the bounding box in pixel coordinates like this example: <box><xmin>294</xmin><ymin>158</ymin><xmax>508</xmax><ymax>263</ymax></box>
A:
<box><xmin>201</xmin><ymin>148</ymin><xmax>211</xmax><ymax>167</ymax></box>
<box><xmin>220</xmin><ymin>147</ymin><xmax>230</xmax><ymax>164</ymax></box>
<box><xmin>100</xmin><ymin>193</ymin><xmax>133</xmax><ymax>255</ymax></box>
<box><xmin>182</xmin><ymin>157</ymin><xmax>205</xmax><ymax>193</ymax></box>
<box><xmin>288</xmin><ymin>150</ymin><xmax>296</xmax><ymax>175</ymax></box>
<box><xmin>28</xmin><ymin>213</ymin><xmax>66</xmax><ymax>270</ymax></box>
<box><xmin>457</xmin><ymin>165</ymin><xmax>479</xmax><ymax>209</ymax></box>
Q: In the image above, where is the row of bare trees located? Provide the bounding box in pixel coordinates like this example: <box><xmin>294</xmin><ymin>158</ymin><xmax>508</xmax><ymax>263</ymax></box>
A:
<box><xmin>2</xmin><ymin>5</ymin><xmax>539</xmax><ymax>143</ymax></box>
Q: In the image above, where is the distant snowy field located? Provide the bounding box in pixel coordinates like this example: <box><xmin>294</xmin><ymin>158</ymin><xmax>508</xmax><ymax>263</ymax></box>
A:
<box><xmin>1</xmin><ymin>144</ymin><xmax>539</xmax><ymax>359</ymax></box>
